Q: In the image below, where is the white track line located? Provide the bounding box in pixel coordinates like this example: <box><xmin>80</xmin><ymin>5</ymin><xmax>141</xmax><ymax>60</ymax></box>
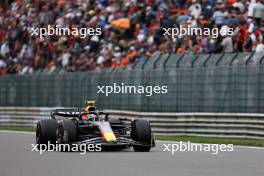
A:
<box><xmin>0</xmin><ymin>130</ymin><xmax>34</xmax><ymax>134</ymax></box>
<box><xmin>1</xmin><ymin>130</ymin><xmax>264</xmax><ymax>150</ymax></box>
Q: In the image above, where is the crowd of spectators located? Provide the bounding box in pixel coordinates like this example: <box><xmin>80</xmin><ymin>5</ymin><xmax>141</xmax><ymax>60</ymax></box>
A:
<box><xmin>0</xmin><ymin>0</ymin><xmax>264</xmax><ymax>75</ymax></box>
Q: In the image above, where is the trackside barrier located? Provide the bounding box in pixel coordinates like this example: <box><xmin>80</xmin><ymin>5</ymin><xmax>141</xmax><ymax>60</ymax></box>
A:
<box><xmin>1</xmin><ymin>107</ymin><xmax>264</xmax><ymax>139</ymax></box>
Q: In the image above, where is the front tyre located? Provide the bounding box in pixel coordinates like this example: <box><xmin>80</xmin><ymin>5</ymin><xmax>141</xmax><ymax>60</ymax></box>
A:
<box><xmin>131</xmin><ymin>119</ymin><xmax>152</xmax><ymax>152</ymax></box>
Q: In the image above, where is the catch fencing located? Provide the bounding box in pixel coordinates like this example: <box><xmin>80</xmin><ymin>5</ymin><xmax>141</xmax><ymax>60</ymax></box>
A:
<box><xmin>0</xmin><ymin>52</ymin><xmax>264</xmax><ymax>113</ymax></box>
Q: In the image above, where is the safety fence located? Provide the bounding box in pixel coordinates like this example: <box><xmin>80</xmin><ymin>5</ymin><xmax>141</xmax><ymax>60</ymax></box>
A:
<box><xmin>1</xmin><ymin>107</ymin><xmax>264</xmax><ymax>139</ymax></box>
<box><xmin>0</xmin><ymin>52</ymin><xmax>264</xmax><ymax>113</ymax></box>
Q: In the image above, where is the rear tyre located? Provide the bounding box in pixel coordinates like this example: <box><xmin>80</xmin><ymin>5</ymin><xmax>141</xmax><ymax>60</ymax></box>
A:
<box><xmin>57</xmin><ymin>119</ymin><xmax>78</xmax><ymax>145</ymax></box>
<box><xmin>36</xmin><ymin>119</ymin><xmax>58</xmax><ymax>147</ymax></box>
<box><xmin>131</xmin><ymin>119</ymin><xmax>152</xmax><ymax>152</ymax></box>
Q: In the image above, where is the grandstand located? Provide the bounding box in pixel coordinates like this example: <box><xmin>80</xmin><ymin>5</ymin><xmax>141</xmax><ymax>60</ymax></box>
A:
<box><xmin>0</xmin><ymin>0</ymin><xmax>263</xmax><ymax>75</ymax></box>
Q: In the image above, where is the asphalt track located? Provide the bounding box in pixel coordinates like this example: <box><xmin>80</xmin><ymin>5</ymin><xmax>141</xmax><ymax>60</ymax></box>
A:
<box><xmin>0</xmin><ymin>131</ymin><xmax>263</xmax><ymax>176</ymax></box>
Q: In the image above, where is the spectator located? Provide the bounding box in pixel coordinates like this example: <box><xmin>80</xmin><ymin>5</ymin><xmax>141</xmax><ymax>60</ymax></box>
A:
<box><xmin>0</xmin><ymin>0</ymin><xmax>263</xmax><ymax>75</ymax></box>
<box><xmin>253</xmin><ymin>0</ymin><xmax>264</xmax><ymax>26</ymax></box>
<box><xmin>256</xmin><ymin>39</ymin><xmax>264</xmax><ymax>52</ymax></box>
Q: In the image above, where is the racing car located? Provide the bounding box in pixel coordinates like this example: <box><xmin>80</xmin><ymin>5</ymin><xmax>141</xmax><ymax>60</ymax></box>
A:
<box><xmin>36</xmin><ymin>101</ymin><xmax>155</xmax><ymax>152</ymax></box>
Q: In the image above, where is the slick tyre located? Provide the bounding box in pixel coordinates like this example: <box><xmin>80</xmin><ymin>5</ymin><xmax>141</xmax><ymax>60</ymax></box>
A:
<box><xmin>36</xmin><ymin>119</ymin><xmax>58</xmax><ymax>147</ymax></box>
<box><xmin>131</xmin><ymin>119</ymin><xmax>152</xmax><ymax>152</ymax></box>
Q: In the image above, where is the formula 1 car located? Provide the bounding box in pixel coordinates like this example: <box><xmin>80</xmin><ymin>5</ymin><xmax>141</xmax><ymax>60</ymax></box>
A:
<box><xmin>36</xmin><ymin>103</ymin><xmax>155</xmax><ymax>152</ymax></box>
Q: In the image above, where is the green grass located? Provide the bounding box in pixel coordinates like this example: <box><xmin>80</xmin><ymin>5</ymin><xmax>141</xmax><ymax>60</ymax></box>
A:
<box><xmin>156</xmin><ymin>135</ymin><xmax>264</xmax><ymax>147</ymax></box>
<box><xmin>0</xmin><ymin>126</ymin><xmax>35</xmax><ymax>132</ymax></box>
<box><xmin>1</xmin><ymin>126</ymin><xmax>263</xmax><ymax>147</ymax></box>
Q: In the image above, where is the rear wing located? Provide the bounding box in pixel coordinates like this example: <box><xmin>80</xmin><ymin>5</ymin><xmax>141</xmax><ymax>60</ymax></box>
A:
<box><xmin>51</xmin><ymin>108</ymin><xmax>108</xmax><ymax>120</ymax></box>
<box><xmin>51</xmin><ymin>109</ymin><xmax>80</xmax><ymax>119</ymax></box>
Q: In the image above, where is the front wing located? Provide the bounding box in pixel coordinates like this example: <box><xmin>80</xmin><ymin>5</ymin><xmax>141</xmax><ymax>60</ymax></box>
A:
<box><xmin>72</xmin><ymin>136</ymin><xmax>154</xmax><ymax>148</ymax></box>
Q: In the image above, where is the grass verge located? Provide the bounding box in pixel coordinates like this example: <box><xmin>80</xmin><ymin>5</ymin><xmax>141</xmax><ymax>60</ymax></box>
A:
<box><xmin>0</xmin><ymin>126</ymin><xmax>35</xmax><ymax>132</ymax></box>
<box><xmin>156</xmin><ymin>135</ymin><xmax>264</xmax><ymax>147</ymax></box>
<box><xmin>1</xmin><ymin>126</ymin><xmax>263</xmax><ymax>147</ymax></box>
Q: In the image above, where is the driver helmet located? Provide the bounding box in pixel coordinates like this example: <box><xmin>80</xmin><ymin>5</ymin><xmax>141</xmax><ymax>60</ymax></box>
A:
<box><xmin>82</xmin><ymin>101</ymin><xmax>97</xmax><ymax>121</ymax></box>
<box><xmin>83</xmin><ymin>101</ymin><xmax>96</xmax><ymax>112</ymax></box>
